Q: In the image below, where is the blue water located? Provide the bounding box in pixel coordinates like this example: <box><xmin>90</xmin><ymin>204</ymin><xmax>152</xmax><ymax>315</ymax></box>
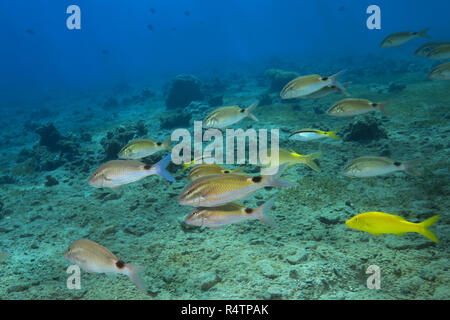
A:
<box><xmin>0</xmin><ymin>0</ymin><xmax>448</xmax><ymax>300</ymax></box>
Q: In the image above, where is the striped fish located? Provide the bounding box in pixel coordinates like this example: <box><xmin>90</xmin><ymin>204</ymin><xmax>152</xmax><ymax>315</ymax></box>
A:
<box><xmin>203</xmin><ymin>102</ymin><xmax>258</xmax><ymax>129</ymax></box>
<box><xmin>184</xmin><ymin>196</ymin><xmax>277</xmax><ymax>228</ymax></box>
<box><xmin>178</xmin><ymin>163</ymin><xmax>294</xmax><ymax>207</ymax></box>
<box><xmin>187</xmin><ymin>163</ymin><xmax>242</xmax><ymax>181</ymax></box>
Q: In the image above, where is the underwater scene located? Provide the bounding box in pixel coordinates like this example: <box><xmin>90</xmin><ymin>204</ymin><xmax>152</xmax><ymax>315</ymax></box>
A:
<box><xmin>0</xmin><ymin>0</ymin><xmax>449</xmax><ymax>300</ymax></box>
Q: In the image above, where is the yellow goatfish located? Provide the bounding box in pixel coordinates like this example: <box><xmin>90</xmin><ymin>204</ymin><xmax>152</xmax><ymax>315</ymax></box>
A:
<box><xmin>346</xmin><ymin>212</ymin><xmax>439</xmax><ymax>243</ymax></box>
<box><xmin>118</xmin><ymin>137</ymin><xmax>171</xmax><ymax>159</ymax></box>
<box><xmin>264</xmin><ymin>148</ymin><xmax>322</xmax><ymax>172</ymax></box>
<box><xmin>203</xmin><ymin>102</ymin><xmax>258</xmax><ymax>129</ymax></box>
<box><xmin>380</xmin><ymin>28</ymin><xmax>430</xmax><ymax>48</ymax></box>
<box><xmin>426</xmin><ymin>44</ymin><xmax>450</xmax><ymax>60</ymax></box>
<box><xmin>181</xmin><ymin>155</ymin><xmax>216</xmax><ymax>171</ymax></box>
<box><xmin>289</xmin><ymin>129</ymin><xmax>340</xmax><ymax>141</ymax></box>
<box><xmin>280</xmin><ymin>70</ymin><xmax>348</xmax><ymax>99</ymax></box>
<box><xmin>178</xmin><ymin>163</ymin><xmax>294</xmax><ymax>207</ymax></box>
<box><xmin>184</xmin><ymin>196</ymin><xmax>277</xmax><ymax>228</ymax></box>
<box><xmin>64</xmin><ymin>239</ymin><xmax>147</xmax><ymax>293</ymax></box>
<box><xmin>187</xmin><ymin>163</ymin><xmax>242</xmax><ymax>181</ymax></box>
<box><xmin>88</xmin><ymin>154</ymin><xmax>175</xmax><ymax>189</ymax></box>
<box><xmin>428</xmin><ymin>62</ymin><xmax>450</xmax><ymax>81</ymax></box>
<box><xmin>328</xmin><ymin>98</ymin><xmax>389</xmax><ymax>117</ymax></box>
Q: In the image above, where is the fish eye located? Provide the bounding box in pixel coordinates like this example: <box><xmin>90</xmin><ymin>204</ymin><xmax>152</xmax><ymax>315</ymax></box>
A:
<box><xmin>245</xmin><ymin>208</ymin><xmax>253</xmax><ymax>214</ymax></box>
<box><xmin>157</xmin><ymin>142</ymin><xmax>162</xmax><ymax>146</ymax></box>
<box><xmin>223</xmin><ymin>170</ymin><xmax>230</xmax><ymax>174</ymax></box>
<box><xmin>252</xmin><ymin>176</ymin><xmax>262</xmax><ymax>183</ymax></box>
<box><xmin>240</xmin><ymin>108</ymin><xmax>245</xmax><ymax>113</ymax></box>
<box><xmin>321</xmin><ymin>77</ymin><xmax>328</xmax><ymax>81</ymax></box>
<box><xmin>371</xmin><ymin>103</ymin><xmax>377</xmax><ymax>107</ymax></box>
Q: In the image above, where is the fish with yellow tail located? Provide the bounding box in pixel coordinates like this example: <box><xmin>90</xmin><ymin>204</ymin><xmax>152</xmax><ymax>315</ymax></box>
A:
<box><xmin>203</xmin><ymin>102</ymin><xmax>258</xmax><ymax>129</ymax></box>
<box><xmin>346</xmin><ymin>212</ymin><xmax>439</xmax><ymax>243</ymax></box>
<box><xmin>118</xmin><ymin>137</ymin><xmax>171</xmax><ymax>160</ymax></box>
<box><xmin>280</xmin><ymin>70</ymin><xmax>348</xmax><ymax>99</ymax></box>
<box><xmin>188</xmin><ymin>163</ymin><xmax>242</xmax><ymax>181</ymax></box>
<box><xmin>88</xmin><ymin>154</ymin><xmax>175</xmax><ymax>189</ymax></box>
<box><xmin>380</xmin><ymin>28</ymin><xmax>430</xmax><ymax>48</ymax></box>
<box><xmin>178</xmin><ymin>163</ymin><xmax>294</xmax><ymax>207</ymax></box>
<box><xmin>184</xmin><ymin>196</ymin><xmax>278</xmax><ymax>228</ymax></box>
<box><xmin>327</xmin><ymin>98</ymin><xmax>389</xmax><ymax>117</ymax></box>
<box><xmin>428</xmin><ymin>62</ymin><xmax>450</xmax><ymax>81</ymax></box>
<box><xmin>64</xmin><ymin>239</ymin><xmax>147</xmax><ymax>293</ymax></box>
<box><xmin>181</xmin><ymin>155</ymin><xmax>216</xmax><ymax>171</ymax></box>
<box><xmin>289</xmin><ymin>129</ymin><xmax>340</xmax><ymax>142</ymax></box>
<box><xmin>342</xmin><ymin>156</ymin><xmax>420</xmax><ymax>178</ymax></box>
<box><xmin>263</xmin><ymin>148</ymin><xmax>322</xmax><ymax>172</ymax></box>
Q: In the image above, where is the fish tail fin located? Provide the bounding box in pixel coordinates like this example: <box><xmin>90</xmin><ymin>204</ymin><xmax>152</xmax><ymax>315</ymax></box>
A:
<box><xmin>377</xmin><ymin>101</ymin><xmax>390</xmax><ymax>115</ymax></box>
<box><xmin>162</xmin><ymin>136</ymin><xmax>172</xmax><ymax>151</ymax></box>
<box><xmin>302</xmin><ymin>152</ymin><xmax>322</xmax><ymax>172</ymax></box>
<box><xmin>417</xmin><ymin>215</ymin><xmax>439</xmax><ymax>243</ymax></box>
<box><xmin>265</xmin><ymin>163</ymin><xmax>295</xmax><ymax>188</ymax></box>
<box><xmin>125</xmin><ymin>264</ymin><xmax>147</xmax><ymax>294</ymax></box>
<box><xmin>152</xmin><ymin>154</ymin><xmax>176</xmax><ymax>182</ymax></box>
<box><xmin>329</xmin><ymin>69</ymin><xmax>349</xmax><ymax>96</ymax></box>
<box><xmin>403</xmin><ymin>159</ymin><xmax>422</xmax><ymax>176</ymax></box>
<box><xmin>326</xmin><ymin>130</ymin><xmax>341</xmax><ymax>140</ymax></box>
<box><xmin>254</xmin><ymin>196</ymin><xmax>278</xmax><ymax>228</ymax></box>
<box><xmin>416</xmin><ymin>28</ymin><xmax>431</xmax><ymax>39</ymax></box>
<box><xmin>245</xmin><ymin>101</ymin><xmax>259</xmax><ymax>121</ymax></box>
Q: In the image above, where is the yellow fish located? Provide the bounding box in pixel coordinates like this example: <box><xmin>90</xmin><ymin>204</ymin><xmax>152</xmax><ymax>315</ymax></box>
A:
<box><xmin>426</xmin><ymin>44</ymin><xmax>450</xmax><ymax>60</ymax></box>
<box><xmin>264</xmin><ymin>148</ymin><xmax>322</xmax><ymax>172</ymax></box>
<box><xmin>380</xmin><ymin>28</ymin><xmax>430</xmax><ymax>48</ymax></box>
<box><xmin>203</xmin><ymin>102</ymin><xmax>258</xmax><ymax>129</ymax></box>
<box><xmin>64</xmin><ymin>239</ymin><xmax>147</xmax><ymax>293</ymax></box>
<box><xmin>118</xmin><ymin>137</ymin><xmax>171</xmax><ymax>160</ymax></box>
<box><xmin>178</xmin><ymin>163</ymin><xmax>294</xmax><ymax>207</ymax></box>
<box><xmin>184</xmin><ymin>196</ymin><xmax>277</xmax><ymax>228</ymax></box>
<box><xmin>181</xmin><ymin>155</ymin><xmax>216</xmax><ymax>171</ymax></box>
<box><xmin>187</xmin><ymin>163</ymin><xmax>242</xmax><ymax>181</ymax></box>
<box><xmin>346</xmin><ymin>212</ymin><xmax>439</xmax><ymax>243</ymax></box>
<box><xmin>428</xmin><ymin>61</ymin><xmax>450</xmax><ymax>81</ymax></box>
<box><xmin>280</xmin><ymin>70</ymin><xmax>348</xmax><ymax>99</ymax></box>
<box><xmin>289</xmin><ymin>129</ymin><xmax>340</xmax><ymax>141</ymax></box>
<box><xmin>327</xmin><ymin>98</ymin><xmax>389</xmax><ymax>117</ymax></box>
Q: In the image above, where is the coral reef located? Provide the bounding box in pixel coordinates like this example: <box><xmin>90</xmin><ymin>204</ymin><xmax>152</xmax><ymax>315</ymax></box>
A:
<box><xmin>159</xmin><ymin>110</ymin><xmax>192</xmax><ymax>129</ymax></box>
<box><xmin>342</xmin><ymin>116</ymin><xmax>388</xmax><ymax>142</ymax></box>
<box><xmin>165</xmin><ymin>74</ymin><xmax>204</xmax><ymax>109</ymax></box>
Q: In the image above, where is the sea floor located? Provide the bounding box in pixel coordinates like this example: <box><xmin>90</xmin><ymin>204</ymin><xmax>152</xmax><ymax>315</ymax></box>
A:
<box><xmin>0</xmin><ymin>55</ymin><xmax>449</xmax><ymax>299</ymax></box>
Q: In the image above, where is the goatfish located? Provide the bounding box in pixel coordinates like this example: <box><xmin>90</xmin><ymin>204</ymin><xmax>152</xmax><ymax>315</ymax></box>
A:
<box><xmin>263</xmin><ymin>148</ymin><xmax>322</xmax><ymax>172</ymax></box>
<box><xmin>178</xmin><ymin>163</ymin><xmax>294</xmax><ymax>207</ymax></box>
<box><xmin>327</xmin><ymin>98</ymin><xmax>389</xmax><ymax>117</ymax></box>
<box><xmin>280</xmin><ymin>70</ymin><xmax>348</xmax><ymax>99</ymax></box>
<box><xmin>188</xmin><ymin>163</ymin><xmax>242</xmax><ymax>181</ymax></box>
<box><xmin>428</xmin><ymin>62</ymin><xmax>450</xmax><ymax>81</ymax></box>
<box><xmin>380</xmin><ymin>28</ymin><xmax>430</xmax><ymax>48</ymax></box>
<box><xmin>414</xmin><ymin>41</ymin><xmax>450</xmax><ymax>57</ymax></box>
<box><xmin>64</xmin><ymin>239</ymin><xmax>147</xmax><ymax>293</ymax></box>
<box><xmin>118</xmin><ymin>137</ymin><xmax>171</xmax><ymax>160</ymax></box>
<box><xmin>184</xmin><ymin>196</ymin><xmax>277</xmax><ymax>228</ymax></box>
<box><xmin>181</xmin><ymin>154</ymin><xmax>217</xmax><ymax>171</ymax></box>
<box><xmin>342</xmin><ymin>156</ymin><xmax>420</xmax><ymax>178</ymax></box>
<box><xmin>426</xmin><ymin>44</ymin><xmax>450</xmax><ymax>60</ymax></box>
<box><xmin>346</xmin><ymin>212</ymin><xmax>439</xmax><ymax>243</ymax></box>
<box><xmin>88</xmin><ymin>154</ymin><xmax>175</xmax><ymax>189</ymax></box>
<box><xmin>289</xmin><ymin>129</ymin><xmax>340</xmax><ymax>141</ymax></box>
<box><xmin>203</xmin><ymin>102</ymin><xmax>258</xmax><ymax>129</ymax></box>
<box><xmin>300</xmin><ymin>82</ymin><xmax>351</xmax><ymax>99</ymax></box>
